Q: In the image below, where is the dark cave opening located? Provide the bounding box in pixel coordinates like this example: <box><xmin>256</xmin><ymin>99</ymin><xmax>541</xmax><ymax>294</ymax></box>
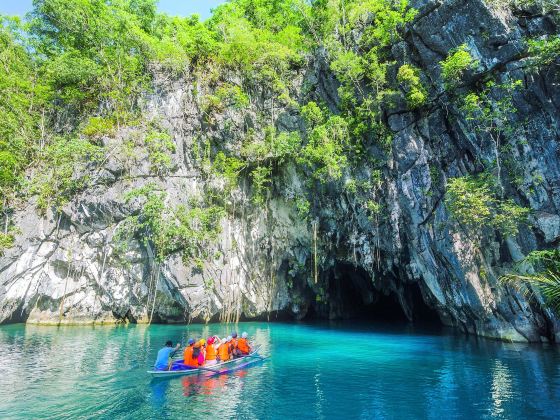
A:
<box><xmin>313</xmin><ymin>262</ymin><xmax>441</xmax><ymax>325</ymax></box>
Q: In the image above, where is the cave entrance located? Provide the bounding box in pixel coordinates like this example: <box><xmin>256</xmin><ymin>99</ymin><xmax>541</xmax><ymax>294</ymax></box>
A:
<box><xmin>318</xmin><ymin>262</ymin><xmax>441</xmax><ymax>325</ymax></box>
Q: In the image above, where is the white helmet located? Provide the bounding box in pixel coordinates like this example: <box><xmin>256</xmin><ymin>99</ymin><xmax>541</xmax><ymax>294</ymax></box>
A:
<box><xmin>241</xmin><ymin>332</ymin><xmax>248</xmax><ymax>338</ymax></box>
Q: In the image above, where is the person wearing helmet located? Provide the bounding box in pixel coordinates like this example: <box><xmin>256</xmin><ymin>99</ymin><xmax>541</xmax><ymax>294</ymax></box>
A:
<box><xmin>205</xmin><ymin>337</ymin><xmax>218</xmax><ymax>366</ymax></box>
<box><xmin>183</xmin><ymin>338</ymin><xmax>199</xmax><ymax>368</ymax></box>
<box><xmin>154</xmin><ymin>340</ymin><xmax>180</xmax><ymax>371</ymax></box>
<box><xmin>218</xmin><ymin>337</ymin><xmax>232</xmax><ymax>362</ymax></box>
<box><xmin>237</xmin><ymin>332</ymin><xmax>252</xmax><ymax>355</ymax></box>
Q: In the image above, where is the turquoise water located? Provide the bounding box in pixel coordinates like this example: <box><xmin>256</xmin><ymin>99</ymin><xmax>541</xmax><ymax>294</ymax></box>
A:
<box><xmin>0</xmin><ymin>321</ymin><xmax>559</xmax><ymax>419</ymax></box>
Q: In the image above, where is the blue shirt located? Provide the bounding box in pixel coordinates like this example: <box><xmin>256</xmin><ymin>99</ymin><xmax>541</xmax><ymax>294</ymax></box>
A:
<box><xmin>154</xmin><ymin>346</ymin><xmax>176</xmax><ymax>370</ymax></box>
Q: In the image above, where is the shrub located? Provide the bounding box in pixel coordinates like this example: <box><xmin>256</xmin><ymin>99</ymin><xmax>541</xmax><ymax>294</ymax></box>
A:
<box><xmin>32</xmin><ymin>137</ymin><xmax>104</xmax><ymax>212</ymax></box>
<box><xmin>82</xmin><ymin>116</ymin><xmax>116</xmax><ymax>138</ymax></box>
<box><xmin>251</xmin><ymin>166</ymin><xmax>272</xmax><ymax>205</ymax></box>
<box><xmin>445</xmin><ymin>173</ymin><xmax>529</xmax><ymax>236</ymax></box>
<box><xmin>440</xmin><ymin>44</ymin><xmax>478</xmax><ymax>85</ymax></box>
<box><xmin>145</xmin><ymin>130</ymin><xmax>175</xmax><ymax>175</ymax></box>
<box><xmin>295</xmin><ymin>196</ymin><xmax>310</xmax><ymax>218</ymax></box>
<box><xmin>527</xmin><ymin>35</ymin><xmax>560</xmax><ymax>68</ymax></box>
<box><xmin>118</xmin><ymin>184</ymin><xmax>225</xmax><ymax>264</ymax></box>
<box><xmin>397</xmin><ymin>64</ymin><xmax>427</xmax><ymax>108</ymax></box>
<box><xmin>0</xmin><ymin>232</ymin><xmax>15</xmax><ymax>254</ymax></box>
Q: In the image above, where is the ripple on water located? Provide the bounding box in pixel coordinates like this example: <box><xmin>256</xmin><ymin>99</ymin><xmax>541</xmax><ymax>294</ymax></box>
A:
<box><xmin>0</xmin><ymin>322</ymin><xmax>559</xmax><ymax>419</ymax></box>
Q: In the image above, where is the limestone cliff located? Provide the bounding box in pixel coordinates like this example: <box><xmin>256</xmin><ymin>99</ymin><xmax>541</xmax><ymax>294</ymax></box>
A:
<box><xmin>1</xmin><ymin>0</ymin><xmax>559</xmax><ymax>343</ymax></box>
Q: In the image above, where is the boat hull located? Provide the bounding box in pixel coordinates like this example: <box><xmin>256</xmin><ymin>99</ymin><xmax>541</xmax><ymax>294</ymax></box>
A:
<box><xmin>147</xmin><ymin>349</ymin><xmax>261</xmax><ymax>378</ymax></box>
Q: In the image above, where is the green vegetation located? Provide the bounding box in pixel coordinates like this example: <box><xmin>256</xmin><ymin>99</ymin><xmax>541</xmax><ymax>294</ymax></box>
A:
<box><xmin>527</xmin><ymin>35</ymin><xmax>560</xmax><ymax>68</ymax></box>
<box><xmin>440</xmin><ymin>44</ymin><xmax>478</xmax><ymax>86</ymax></box>
<box><xmin>461</xmin><ymin>79</ymin><xmax>522</xmax><ymax>193</ymax></box>
<box><xmin>397</xmin><ymin>64</ymin><xmax>427</xmax><ymax>109</ymax></box>
<box><xmin>0</xmin><ymin>16</ymin><xmax>47</xmax><ymax>227</ymax></box>
<box><xmin>445</xmin><ymin>173</ymin><xmax>529</xmax><ymax>237</ymax></box>
<box><xmin>144</xmin><ymin>129</ymin><xmax>175</xmax><ymax>175</ymax></box>
<box><xmin>250</xmin><ymin>166</ymin><xmax>272</xmax><ymax>205</ymax></box>
<box><xmin>1</xmin><ymin>0</ymin><xmax>553</xmax><ymax>270</ymax></box>
<box><xmin>324</xmin><ymin>0</ymin><xmax>417</xmax><ymax>152</ymax></box>
<box><xmin>203</xmin><ymin>83</ymin><xmax>250</xmax><ymax>115</ymax></box>
<box><xmin>116</xmin><ymin>184</ymin><xmax>225</xmax><ymax>263</ymax></box>
<box><xmin>0</xmin><ymin>0</ymin><xmax>421</xmax><ymax>233</ymax></box>
<box><xmin>0</xmin><ymin>232</ymin><xmax>15</xmax><ymax>255</ymax></box>
<box><xmin>299</xmin><ymin>107</ymin><xmax>350</xmax><ymax>181</ymax></box>
<box><xmin>32</xmin><ymin>137</ymin><xmax>104</xmax><ymax>213</ymax></box>
<box><xmin>501</xmin><ymin>249</ymin><xmax>560</xmax><ymax>314</ymax></box>
<box><xmin>81</xmin><ymin>117</ymin><xmax>116</xmax><ymax>138</ymax></box>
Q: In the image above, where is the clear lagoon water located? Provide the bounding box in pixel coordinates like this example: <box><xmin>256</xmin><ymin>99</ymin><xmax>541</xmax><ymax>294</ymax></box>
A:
<box><xmin>0</xmin><ymin>321</ymin><xmax>559</xmax><ymax>419</ymax></box>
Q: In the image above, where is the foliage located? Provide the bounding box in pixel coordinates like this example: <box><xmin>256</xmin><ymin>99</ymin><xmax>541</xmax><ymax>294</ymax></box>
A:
<box><xmin>501</xmin><ymin>249</ymin><xmax>560</xmax><ymax>314</ymax></box>
<box><xmin>29</xmin><ymin>0</ymin><xmax>158</xmax><ymax>117</ymax></box>
<box><xmin>397</xmin><ymin>64</ymin><xmax>427</xmax><ymax>108</ymax></box>
<box><xmin>117</xmin><ymin>184</ymin><xmax>225</xmax><ymax>263</ymax></box>
<box><xmin>300</xmin><ymin>101</ymin><xmax>325</xmax><ymax>127</ymax></box>
<box><xmin>81</xmin><ymin>116</ymin><xmax>116</xmax><ymax>138</ymax></box>
<box><xmin>32</xmin><ymin>137</ymin><xmax>104</xmax><ymax>212</ymax></box>
<box><xmin>0</xmin><ymin>17</ymin><xmax>47</xmax><ymax>210</ymax></box>
<box><xmin>250</xmin><ymin>166</ymin><xmax>272</xmax><ymax>205</ymax></box>
<box><xmin>445</xmin><ymin>173</ymin><xmax>529</xmax><ymax>236</ymax></box>
<box><xmin>527</xmin><ymin>35</ymin><xmax>560</xmax><ymax>68</ymax></box>
<box><xmin>0</xmin><ymin>232</ymin><xmax>15</xmax><ymax>255</ymax></box>
<box><xmin>461</xmin><ymin>79</ymin><xmax>523</xmax><ymax>192</ymax></box>
<box><xmin>144</xmin><ymin>129</ymin><xmax>175</xmax><ymax>175</ymax></box>
<box><xmin>295</xmin><ymin>196</ymin><xmax>310</xmax><ymax>218</ymax></box>
<box><xmin>203</xmin><ymin>83</ymin><xmax>250</xmax><ymax>114</ymax></box>
<box><xmin>299</xmin><ymin>112</ymin><xmax>350</xmax><ymax>181</ymax></box>
<box><xmin>440</xmin><ymin>44</ymin><xmax>477</xmax><ymax>86</ymax></box>
<box><xmin>322</xmin><ymin>0</ymin><xmax>417</xmax><ymax>152</ymax></box>
<box><xmin>365</xmin><ymin>200</ymin><xmax>382</xmax><ymax>219</ymax></box>
<box><xmin>212</xmin><ymin>152</ymin><xmax>246</xmax><ymax>190</ymax></box>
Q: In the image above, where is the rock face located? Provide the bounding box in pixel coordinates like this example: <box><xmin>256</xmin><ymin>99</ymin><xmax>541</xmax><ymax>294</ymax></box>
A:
<box><xmin>1</xmin><ymin>0</ymin><xmax>559</xmax><ymax>342</ymax></box>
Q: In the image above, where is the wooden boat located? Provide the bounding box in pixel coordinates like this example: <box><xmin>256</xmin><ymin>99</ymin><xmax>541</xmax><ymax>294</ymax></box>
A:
<box><xmin>148</xmin><ymin>347</ymin><xmax>263</xmax><ymax>378</ymax></box>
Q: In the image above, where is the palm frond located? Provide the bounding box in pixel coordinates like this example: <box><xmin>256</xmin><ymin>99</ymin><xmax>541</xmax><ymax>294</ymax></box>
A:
<box><xmin>501</xmin><ymin>270</ymin><xmax>560</xmax><ymax>314</ymax></box>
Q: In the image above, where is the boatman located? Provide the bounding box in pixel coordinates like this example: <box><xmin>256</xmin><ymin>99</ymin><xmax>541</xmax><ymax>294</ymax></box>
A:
<box><xmin>154</xmin><ymin>340</ymin><xmax>180</xmax><ymax>371</ymax></box>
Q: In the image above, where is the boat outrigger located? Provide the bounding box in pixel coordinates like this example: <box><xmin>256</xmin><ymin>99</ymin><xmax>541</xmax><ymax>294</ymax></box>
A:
<box><xmin>148</xmin><ymin>346</ymin><xmax>266</xmax><ymax>378</ymax></box>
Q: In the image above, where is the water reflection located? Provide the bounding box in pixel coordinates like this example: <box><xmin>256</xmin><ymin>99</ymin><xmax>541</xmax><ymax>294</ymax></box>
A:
<box><xmin>0</xmin><ymin>322</ymin><xmax>559</xmax><ymax>419</ymax></box>
<box><xmin>150</xmin><ymin>378</ymin><xmax>171</xmax><ymax>411</ymax></box>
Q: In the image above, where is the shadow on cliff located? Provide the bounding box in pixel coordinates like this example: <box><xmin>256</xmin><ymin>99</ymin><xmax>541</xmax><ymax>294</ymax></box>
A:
<box><xmin>299</xmin><ymin>262</ymin><xmax>442</xmax><ymax>327</ymax></box>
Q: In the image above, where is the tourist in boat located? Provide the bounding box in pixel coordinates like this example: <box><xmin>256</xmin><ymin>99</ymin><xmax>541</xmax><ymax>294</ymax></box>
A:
<box><xmin>236</xmin><ymin>332</ymin><xmax>252</xmax><ymax>355</ymax></box>
<box><xmin>183</xmin><ymin>338</ymin><xmax>200</xmax><ymax>368</ymax></box>
<box><xmin>204</xmin><ymin>337</ymin><xmax>218</xmax><ymax>366</ymax></box>
<box><xmin>231</xmin><ymin>332</ymin><xmax>238</xmax><ymax>350</ymax></box>
<box><xmin>217</xmin><ymin>336</ymin><xmax>232</xmax><ymax>362</ymax></box>
<box><xmin>197</xmin><ymin>339</ymin><xmax>206</xmax><ymax>366</ymax></box>
<box><xmin>154</xmin><ymin>340</ymin><xmax>181</xmax><ymax>371</ymax></box>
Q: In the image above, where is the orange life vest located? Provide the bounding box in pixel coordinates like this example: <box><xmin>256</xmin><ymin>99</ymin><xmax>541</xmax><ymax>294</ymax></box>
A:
<box><xmin>183</xmin><ymin>346</ymin><xmax>199</xmax><ymax>368</ymax></box>
<box><xmin>237</xmin><ymin>338</ymin><xmax>250</xmax><ymax>354</ymax></box>
<box><xmin>206</xmin><ymin>344</ymin><xmax>217</xmax><ymax>361</ymax></box>
<box><xmin>218</xmin><ymin>343</ymin><xmax>230</xmax><ymax>361</ymax></box>
<box><xmin>231</xmin><ymin>338</ymin><xmax>238</xmax><ymax>349</ymax></box>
